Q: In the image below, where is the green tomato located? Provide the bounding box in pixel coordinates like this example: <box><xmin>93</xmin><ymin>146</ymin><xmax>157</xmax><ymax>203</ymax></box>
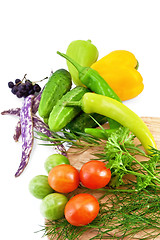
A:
<box><xmin>40</xmin><ymin>193</ymin><xmax>68</xmax><ymax>220</ymax></box>
<box><xmin>66</xmin><ymin>39</ymin><xmax>99</xmax><ymax>86</ymax></box>
<box><xmin>44</xmin><ymin>154</ymin><xmax>70</xmax><ymax>173</ymax></box>
<box><xmin>29</xmin><ymin>175</ymin><xmax>54</xmax><ymax>199</ymax></box>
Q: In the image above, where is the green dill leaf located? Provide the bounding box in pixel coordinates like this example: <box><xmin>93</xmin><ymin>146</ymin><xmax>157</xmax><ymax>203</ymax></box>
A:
<box><xmin>148</xmin><ymin>146</ymin><xmax>160</xmax><ymax>157</ymax></box>
<box><xmin>144</xmin><ymin>155</ymin><xmax>159</xmax><ymax>174</ymax></box>
<box><xmin>136</xmin><ymin>175</ymin><xmax>153</xmax><ymax>190</ymax></box>
<box><xmin>37</xmin><ymin>190</ymin><xmax>160</xmax><ymax>240</ymax></box>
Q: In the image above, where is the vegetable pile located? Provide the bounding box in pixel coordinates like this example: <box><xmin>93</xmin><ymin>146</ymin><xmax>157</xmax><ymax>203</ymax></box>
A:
<box><xmin>36</xmin><ymin>127</ymin><xmax>160</xmax><ymax>239</ymax></box>
<box><xmin>29</xmin><ymin>153</ymin><xmax>105</xmax><ymax>226</ymax></box>
<box><xmin>1</xmin><ymin>39</ymin><xmax>160</xmax><ymax>239</ymax></box>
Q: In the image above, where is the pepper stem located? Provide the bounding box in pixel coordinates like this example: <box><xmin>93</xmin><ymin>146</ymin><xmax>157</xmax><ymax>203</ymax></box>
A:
<box><xmin>57</xmin><ymin>51</ymin><xmax>85</xmax><ymax>73</ymax></box>
<box><xmin>63</xmin><ymin>100</ymin><xmax>82</xmax><ymax>108</ymax></box>
<box><xmin>135</xmin><ymin>60</ymin><xmax>139</xmax><ymax>70</ymax></box>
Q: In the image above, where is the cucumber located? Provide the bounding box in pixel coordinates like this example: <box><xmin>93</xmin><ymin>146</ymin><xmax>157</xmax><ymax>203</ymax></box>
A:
<box><xmin>43</xmin><ymin>117</ymin><xmax>48</xmax><ymax>125</ymax></box>
<box><xmin>38</xmin><ymin>69</ymin><xmax>72</xmax><ymax>119</ymax></box>
<box><xmin>48</xmin><ymin>86</ymin><xmax>89</xmax><ymax>132</ymax></box>
<box><xmin>65</xmin><ymin>112</ymin><xmax>108</xmax><ymax>132</ymax></box>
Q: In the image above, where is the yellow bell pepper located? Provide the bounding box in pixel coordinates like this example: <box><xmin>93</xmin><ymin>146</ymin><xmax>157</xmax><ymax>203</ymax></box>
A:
<box><xmin>91</xmin><ymin>50</ymin><xmax>144</xmax><ymax>101</ymax></box>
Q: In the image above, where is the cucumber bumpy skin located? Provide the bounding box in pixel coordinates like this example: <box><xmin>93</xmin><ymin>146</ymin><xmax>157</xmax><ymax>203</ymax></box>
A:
<box><xmin>48</xmin><ymin>86</ymin><xmax>89</xmax><ymax>132</ymax></box>
<box><xmin>65</xmin><ymin>112</ymin><xmax>108</xmax><ymax>132</ymax></box>
<box><xmin>38</xmin><ymin>69</ymin><xmax>72</xmax><ymax>119</ymax></box>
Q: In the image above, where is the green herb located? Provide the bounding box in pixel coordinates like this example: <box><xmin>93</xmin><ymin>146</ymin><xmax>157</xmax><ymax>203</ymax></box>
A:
<box><xmin>37</xmin><ymin>189</ymin><xmax>160</xmax><ymax>240</ymax></box>
<box><xmin>36</xmin><ymin>125</ymin><xmax>160</xmax><ymax>239</ymax></box>
<box><xmin>35</xmin><ymin>128</ymin><xmax>103</xmax><ymax>152</ymax></box>
<box><xmin>36</xmin><ymin>126</ymin><xmax>160</xmax><ymax>190</ymax></box>
<box><xmin>95</xmin><ymin>127</ymin><xmax>160</xmax><ymax>190</ymax></box>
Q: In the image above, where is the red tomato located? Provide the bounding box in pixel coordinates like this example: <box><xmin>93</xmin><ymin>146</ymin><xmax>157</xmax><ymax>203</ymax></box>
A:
<box><xmin>48</xmin><ymin>164</ymin><xmax>79</xmax><ymax>193</ymax></box>
<box><xmin>80</xmin><ymin>160</ymin><xmax>111</xmax><ymax>189</ymax></box>
<box><xmin>65</xmin><ymin>193</ymin><xmax>99</xmax><ymax>226</ymax></box>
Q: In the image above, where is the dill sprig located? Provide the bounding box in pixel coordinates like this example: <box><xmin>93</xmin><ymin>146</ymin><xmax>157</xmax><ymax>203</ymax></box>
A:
<box><xmin>100</xmin><ymin>127</ymin><xmax>160</xmax><ymax>190</ymax></box>
<box><xmin>38</xmin><ymin>189</ymin><xmax>160</xmax><ymax>240</ymax></box>
<box><xmin>36</xmin><ymin>126</ymin><xmax>160</xmax><ymax>190</ymax></box>
<box><xmin>35</xmin><ymin>124</ymin><xmax>160</xmax><ymax>239</ymax></box>
<box><xmin>35</xmin><ymin>128</ymin><xmax>104</xmax><ymax>152</ymax></box>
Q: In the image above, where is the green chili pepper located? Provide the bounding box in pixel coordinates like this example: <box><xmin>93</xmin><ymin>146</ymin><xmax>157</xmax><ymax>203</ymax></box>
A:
<box><xmin>66</xmin><ymin>40</ymin><xmax>99</xmax><ymax>86</ymax></box>
<box><xmin>84</xmin><ymin>128</ymin><xmax>117</xmax><ymax>140</ymax></box>
<box><xmin>57</xmin><ymin>51</ymin><xmax>121</xmax><ymax>129</ymax></box>
<box><xmin>65</xmin><ymin>92</ymin><xmax>157</xmax><ymax>154</ymax></box>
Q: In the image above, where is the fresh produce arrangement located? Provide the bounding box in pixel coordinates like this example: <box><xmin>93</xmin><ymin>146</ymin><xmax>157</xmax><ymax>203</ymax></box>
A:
<box><xmin>1</xmin><ymin>39</ymin><xmax>160</xmax><ymax>239</ymax></box>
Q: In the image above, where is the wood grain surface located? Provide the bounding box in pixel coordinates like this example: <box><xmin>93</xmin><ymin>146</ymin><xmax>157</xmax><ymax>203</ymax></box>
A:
<box><xmin>47</xmin><ymin>117</ymin><xmax>160</xmax><ymax>240</ymax></box>
<box><xmin>67</xmin><ymin>117</ymin><xmax>160</xmax><ymax>170</ymax></box>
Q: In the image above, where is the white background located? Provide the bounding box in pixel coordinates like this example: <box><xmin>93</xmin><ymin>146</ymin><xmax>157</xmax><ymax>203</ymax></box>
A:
<box><xmin>0</xmin><ymin>1</ymin><xmax>160</xmax><ymax>240</ymax></box>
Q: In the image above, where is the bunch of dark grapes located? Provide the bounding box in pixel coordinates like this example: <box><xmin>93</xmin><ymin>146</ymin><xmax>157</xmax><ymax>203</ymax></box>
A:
<box><xmin>8</xmin><ymin>78</ymin><xmax>41</xmax><ymax>98</ymax></box>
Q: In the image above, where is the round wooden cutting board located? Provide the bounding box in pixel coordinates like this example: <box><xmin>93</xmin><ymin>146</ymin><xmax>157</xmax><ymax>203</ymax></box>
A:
<box><xmin>47</xmin><ymin>117</ymin><xmax>160</xmax><ymax>240</ymax></box>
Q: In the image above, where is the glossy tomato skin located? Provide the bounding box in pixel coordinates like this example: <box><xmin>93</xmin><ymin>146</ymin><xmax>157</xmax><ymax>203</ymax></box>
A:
<box><xmin>80</xmin><ymin>160</ymin><xmax>111</xmax><ymax>189</ymax></box>
<box><xmin>65</xmin><ymin>193</ymin><xmax>99</xmax><ymax>226</ymax></box>
<box><xmin>48</xmin><ymin>164</ymin><xmax>79</xmax><ymax>193</ymax></box>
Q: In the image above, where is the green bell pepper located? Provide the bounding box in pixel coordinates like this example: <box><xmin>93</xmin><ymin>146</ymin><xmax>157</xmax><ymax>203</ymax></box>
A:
<box><xmin>66</xmin><ymin>39</ymin><xmax>99</xmax><ymax>86</ymax></box>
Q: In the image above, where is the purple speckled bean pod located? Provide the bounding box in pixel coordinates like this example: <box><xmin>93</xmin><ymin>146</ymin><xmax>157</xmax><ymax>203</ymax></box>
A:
<box><xmin>13</xmin><ymin>92</ymin><xmax>42</xmax><ymax>141</ymax></box>
<box><xmin>1</xmin><ymin>99</ymin><xmax>67</xmax><ymax>157</ymax></box>
<box><xmin>13</xmin><ymin>120</ymin><xmax>21</xmax><ymax>142</ymax></box>
<box><xmin>1</xmin><ymin>90</ymin><xmax>42</xmax><ymax>117</ymax></box>
<box><xmin>32</xmin><ymin>91</ymin><xmax>42</xmax><ymax>114</ymax></box>
<box><xmin>1</xmin><ymin>108</ymin><xmax>21</xmax><ymax>141</ymax></box>
<box><xmin>32</xmin><ymin>114</ymin><xmax>67</xmax><ymax>156</ymax></box>
<box><xmin>1</xmin><ymin>92</ymin><xmax>42</xmax><ymax>142</ymax></box>
<box><xmin>1</xmin><ymin>108</ymin><xmax>20</xmax><ymax>116</ymax></box>
<box><xmin>15</xmin><ymin>95</ymin><xmax>34</xmax><ymax>177</ymax></box>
